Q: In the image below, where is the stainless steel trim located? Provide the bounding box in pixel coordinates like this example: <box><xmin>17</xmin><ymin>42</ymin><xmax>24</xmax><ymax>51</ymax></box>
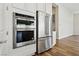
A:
<box><xmin>16</xmin><ymin>28</ymin><xmax>35</xmax><ymax>31</ymax></box>
<box><xmin>38</xmin><ymin>36</ymin><xmax>52</xmax><ymax>41</ymax></box>
<box><xmin>38</xmin><ymin>36</ymin><xmax>52</xmax><ymax>39</ymax></box>
<box><xmin>16</xmin><ymin>17</ymin><xmax>35</xmax><ymax>21</ymax></box>
<box><xmin>37</xmin><ymin>11</ymin><xmax>53</xmax><ymax>53</ymax></box>
<box><xmin>13</xmin><ymin>12</ymin><xmax>17</xmax><ymax>48</ymax></box>
<box><xmin>16</xmin><ymin>40</ymin><xmax>35</xmax><ymax>48</ymax></box>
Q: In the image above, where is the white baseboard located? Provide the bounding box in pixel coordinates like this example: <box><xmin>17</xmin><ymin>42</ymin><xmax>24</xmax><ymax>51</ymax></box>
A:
<box><xmin>59</xmin><ymin>34</ymin><xmax>73</xmax><ymax>39</ymax></box>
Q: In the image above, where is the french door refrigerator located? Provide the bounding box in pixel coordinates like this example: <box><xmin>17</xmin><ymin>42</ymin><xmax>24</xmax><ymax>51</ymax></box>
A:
<box><xmin>36</xmin><ymin>11</ymin><xmax>53</xmax><ymax>54</ymax></box>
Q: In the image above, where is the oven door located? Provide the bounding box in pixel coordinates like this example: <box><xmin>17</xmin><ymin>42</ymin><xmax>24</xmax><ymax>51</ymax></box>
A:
<box><xmin>14</xmin><ymin>28</ymin><xmax>35</xmax><ymax>48</ymax></box>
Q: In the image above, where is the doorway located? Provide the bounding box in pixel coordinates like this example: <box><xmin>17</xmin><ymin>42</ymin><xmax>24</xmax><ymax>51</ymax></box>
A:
<box><xmin>52</xmin><ymin>3</ymin><xmax>59</xmax><ymax>46</ymax></box>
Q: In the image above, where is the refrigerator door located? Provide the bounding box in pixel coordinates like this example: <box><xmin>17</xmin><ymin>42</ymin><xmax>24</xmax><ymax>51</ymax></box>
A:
<box><xmin>45</xmin><ymin>14</ymin><xmax>52</xmax><ymax>36</ymax></box>
<box><xmin>45</xmin><ymin>14</ymin><xmax>49</xmax><ymax>36</ymax></box>
<box><xmin>36</xmin><ymin>11</ymin><xmax>53</xmax><ymax>53</ymax></box>
<box><xmin>38</xmin><ymin>11</ymin><xmax>46</xmax><ymax>38</ymax></box>
<box><xmin>45</xmin><ymin>13</ymin><xmax>53</xmax><ymax>48</ymax></box>
<box><xmin>38</xmin><ymin>11</ymin><xmax>52</xmax><ymax>37</ymax></box>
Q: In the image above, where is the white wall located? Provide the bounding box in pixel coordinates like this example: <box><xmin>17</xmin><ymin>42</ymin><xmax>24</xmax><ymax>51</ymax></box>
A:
<box><xmin>58</xmin><ymin>4</ymin><xmax>73</xmax><ymax>39</ymax></box>
<box><xmin>73</xmin><ymin>14</ymin><xmax>79</xmax><ymax>35</ymax></box>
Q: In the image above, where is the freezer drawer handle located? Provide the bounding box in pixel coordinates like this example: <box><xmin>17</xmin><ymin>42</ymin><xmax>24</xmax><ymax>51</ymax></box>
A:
<box><xmin>39</xmin><ymin>36</ymin><xmax>52</xmax><ymax>39</ymax></box>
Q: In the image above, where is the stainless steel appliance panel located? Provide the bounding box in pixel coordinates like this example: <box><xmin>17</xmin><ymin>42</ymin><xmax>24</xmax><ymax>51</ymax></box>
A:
<box><xmin>36</xmin><ymin>11</ymin><xmax>53</xmax><ymax>53</ymax></box>
<box><xmin>38</xmin><ymin>36</ymin><xmax>52</xmax><ymax>53</ymax></box>
<box><xmin>13</xmin><ymin>12</ymin><xmax>36</xmax><ymax>48</ymax></box>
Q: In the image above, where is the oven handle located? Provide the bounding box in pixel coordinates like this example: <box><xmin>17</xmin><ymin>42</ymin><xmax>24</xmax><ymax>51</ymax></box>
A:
<box><xmin>16</xmin><ymin>28</ymin><xmax>35</xmax><ymax>31</ymax></box>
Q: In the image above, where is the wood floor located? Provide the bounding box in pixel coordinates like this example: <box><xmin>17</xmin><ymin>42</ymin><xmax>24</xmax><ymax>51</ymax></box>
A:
<box><xmin>38</xmin><ymin>35</ymin><xmax>79</xmax><ymax>56</ymax></box>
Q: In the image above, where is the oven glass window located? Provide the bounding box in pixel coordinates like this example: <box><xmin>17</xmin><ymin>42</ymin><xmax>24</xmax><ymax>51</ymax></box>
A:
<box><xmin>16</xmin><ymin>31</ymin><xmax>34</xmax><ymax>43</ymax></box>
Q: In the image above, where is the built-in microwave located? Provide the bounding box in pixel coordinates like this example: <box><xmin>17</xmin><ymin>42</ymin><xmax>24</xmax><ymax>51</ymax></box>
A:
<box><xmin>17</xmin><ymin>30</ymin><xmax>34</xmax><ymax>43</ymax></box>
<box><xmin>13</xmin><ymin>12</ymin><xmax>36</xmax><ymax>48</ymax></box>
<box><xmin>15</xmin><ymin>28</ymin><xmax>36</xmax><ymax>48</ymax></box>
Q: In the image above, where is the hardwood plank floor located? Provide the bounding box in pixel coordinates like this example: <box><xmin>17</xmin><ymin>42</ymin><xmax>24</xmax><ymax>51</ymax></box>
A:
<box><xmin>38</xmin><ymin>35</ymin><xmax>79</xmax><ymax>56</ymax></box>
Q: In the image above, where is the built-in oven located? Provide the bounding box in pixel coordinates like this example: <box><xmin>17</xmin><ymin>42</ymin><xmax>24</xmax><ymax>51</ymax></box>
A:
<box><xmin>15</xmin><ymin>28</ymin><xmax>36</xmax><ymax>48</ymax></box>
<box><xmin>13</xmin><ymin>12</ymin><xmax>36</xmax><ymax>48</ymax></box>
<box><xmin>17</xmin><ymin>30</ymin><xmax>34</xmax><ymax>43</ymax></box>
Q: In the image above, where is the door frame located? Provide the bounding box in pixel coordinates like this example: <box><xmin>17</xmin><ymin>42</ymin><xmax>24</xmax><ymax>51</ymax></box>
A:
<box><xmin>52</xmin><ymin>3</ymin><xmax>59</xmax><ymax>43</ymax></box>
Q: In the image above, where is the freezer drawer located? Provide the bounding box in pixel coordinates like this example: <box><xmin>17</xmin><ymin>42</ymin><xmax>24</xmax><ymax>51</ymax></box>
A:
<box><xmin>38</xmin><ymin>37</ymin><xmax>52</xmax><ymax>53</ymax></box>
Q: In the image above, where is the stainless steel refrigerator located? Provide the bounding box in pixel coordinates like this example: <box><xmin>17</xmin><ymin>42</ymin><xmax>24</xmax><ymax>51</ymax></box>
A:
<box><xmin>36</xmin><ymin>11</ymin><xmax>53</xmax><ymax>54</ymax></box>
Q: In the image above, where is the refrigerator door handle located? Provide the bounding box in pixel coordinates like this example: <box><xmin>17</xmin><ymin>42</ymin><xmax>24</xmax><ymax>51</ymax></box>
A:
<box><xmin>38</xmin><ymin>36</ymin><xmax>52</xmax><ymax>41</ymax></box>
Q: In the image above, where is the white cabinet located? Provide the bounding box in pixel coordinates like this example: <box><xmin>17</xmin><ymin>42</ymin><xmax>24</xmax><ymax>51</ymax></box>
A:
<box><xmin>24</xmin><ymin>3</ymin><xmax>36</xmax><ymax>13</ymax></box>
<box><xmin>12</xmin><ymin>3</ymin><xmax>24</xmax><ymax>10</ymax></box>
<box><xmin>12</xmin><ymin>3</ymin><xmax>36</xmax><ymax>13</ymax></box>
<box><xmin>36</xmin><ymin>3</ymin><xmax>46</xmax><ymax>12</ymax></box>
<box><xmin>37</xmin><ymin>3</ymin><xmax>52</xmax><ymax>15</ymax></box>
<box><xmin>46</xmin><ymin>3</ymin><xmax>52</xmax><ymax>15</ymax></box>
<box><xmin>0</xmin><ymin>4</ymin><xmax>36</xmax><ymax>56</ymax></box>
<box><xmin>12</xmin><ymin>3</ymin><xmax>52</xmax><ymax>14</ymax></box>
<box><xmin>0</xmin><ymin>4</ymin><xmax>5</xmax><ymax>42</ymax></box>
<box><xmin>0</xmin><ymin>44</ymin><xmax>2</xmax><ymax>55</ymax></box>
<box><xmin>0</xmin><ymin>4</ymin><xmax>4</xmax><ymax>32</ymax></box>
<box><xmin>7</xmin><ymin>44</ymin><xmax>36</xmax><ymax>56</ymax></box>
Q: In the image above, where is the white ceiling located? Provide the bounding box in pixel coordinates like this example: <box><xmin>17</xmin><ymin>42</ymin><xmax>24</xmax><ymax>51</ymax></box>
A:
<box><xmin>62</xmin><ymin>3</ymin><xmax>79</xmax><ymax>14</ymax></box>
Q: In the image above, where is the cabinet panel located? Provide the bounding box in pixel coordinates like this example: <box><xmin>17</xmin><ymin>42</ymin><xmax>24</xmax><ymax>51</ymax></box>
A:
<box><xmin>0</xmin><ymin>4</ymin><xmax>4</xmax><ymax>31</ymax></box>
<box><xmin>12</xmin><ymin>3</ymin><xmax>24</xmax><ymax>10</ymax></box>
<box><xmin>0</xmin><ymin>44</ymin><xmax>3</xmax><ymax>55</ymax></box>
<box><xmin>36</xmin><ymin>3</ymin><xmax>45</xmax><ymax>12</ymax></box>
<box><xmin>24</xmin><ymin>3</ymin><xmax>36</xmax><ymax>13</ymax></box>
<box><xmin>12</xmin><ymin>3</ymin><xmax>36</xmax><ymax>13</ymax></box>
<box><xmin>46</xmin><ymin>3</ymin><xmax>52</xmax><ymax>15</ymax></box>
